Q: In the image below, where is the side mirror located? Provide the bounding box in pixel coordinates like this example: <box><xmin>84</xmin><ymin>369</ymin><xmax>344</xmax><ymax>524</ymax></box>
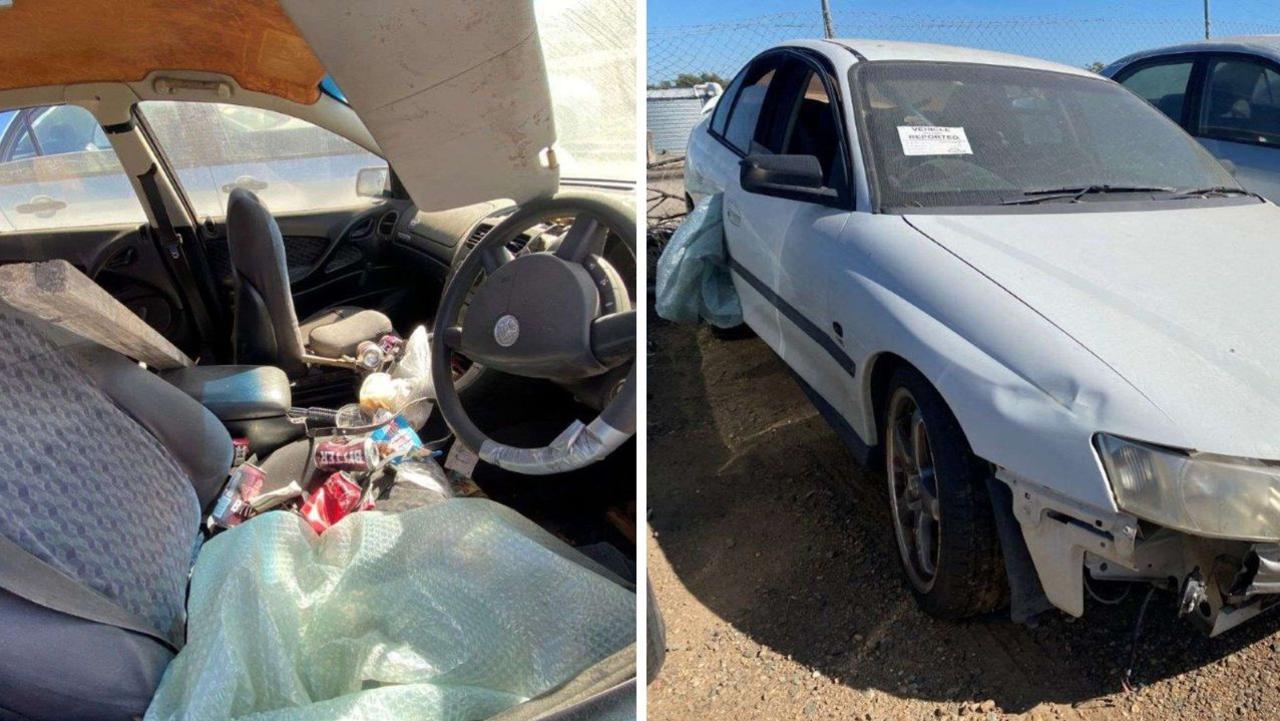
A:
<box><xmin>356</xmin><ymin>166</ymin><xmax>391</xmax><ymax>198</ymax></box>
<box><xmin>739</xmin><ymin>154</ymin><xmax>838</xmax><ymax>203</ymax></box>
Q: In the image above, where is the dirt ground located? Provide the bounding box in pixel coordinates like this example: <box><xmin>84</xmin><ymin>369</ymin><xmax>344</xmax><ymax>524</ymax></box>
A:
<box><xmin>646</xmin><ymin>316</ymin><xmax>1280</xmax><ymax>721</ymax></box>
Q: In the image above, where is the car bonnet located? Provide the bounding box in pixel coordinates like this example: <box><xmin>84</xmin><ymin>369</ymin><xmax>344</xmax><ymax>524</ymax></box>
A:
<box><xmin>905</xmin><ymin>201</ymin><xmax>1280</xmax><ymax>460</ymax></box>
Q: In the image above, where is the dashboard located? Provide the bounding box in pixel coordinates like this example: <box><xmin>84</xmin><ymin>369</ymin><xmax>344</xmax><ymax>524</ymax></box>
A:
<box><xmin>390</xmin><ymin>188</ymin><xmax>637</xmax><ymax>301</ymax></box>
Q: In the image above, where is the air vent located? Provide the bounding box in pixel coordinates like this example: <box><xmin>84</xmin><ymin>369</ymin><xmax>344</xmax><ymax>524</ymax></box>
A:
<box><xmin>376</xmin><ymin>210</ymin><xmax>399</xmax><ymax>237</ymax></box>
<box><xmin>465</xmin><ymin>222</ymin><xmax>495</xmax><ymax>250</ymax></box>
<box><xmin>506</xmin><ymin>233</ymin><xmax>532</xmax><ymax>254</ymax></box>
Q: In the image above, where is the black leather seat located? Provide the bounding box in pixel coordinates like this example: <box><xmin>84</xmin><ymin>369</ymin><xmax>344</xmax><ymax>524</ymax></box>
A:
<box><xmin>225</xmin><ymin>189</ymin><xmax>393</xmax><ymax>373</ymax></box>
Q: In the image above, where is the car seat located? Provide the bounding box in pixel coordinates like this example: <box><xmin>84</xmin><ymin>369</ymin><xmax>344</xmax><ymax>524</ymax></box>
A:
<box><xmin>0</xmin><ymin>308</ymin><xmax>634</xmax><ymax>721</ymax></box>
<box><xmin>225</xmin><ymin>188</ymin><xmax>394</xmax><ymax>374</ymax></box>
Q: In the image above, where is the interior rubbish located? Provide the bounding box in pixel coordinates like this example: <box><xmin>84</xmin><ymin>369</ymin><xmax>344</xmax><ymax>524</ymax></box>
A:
<box><xmin>654</xmin><ymin>193</ymin><xmax>742</xmax><ymax>328</ymax></box>
<box><xmin>359</xmin><ymin>325</ymin><xmax>435</xmax><ymax>429</ymax></box>
<box><xmin>145</xmin><ymin>499</ymin><xmax>636</xmax><ymax>721</ymax></box>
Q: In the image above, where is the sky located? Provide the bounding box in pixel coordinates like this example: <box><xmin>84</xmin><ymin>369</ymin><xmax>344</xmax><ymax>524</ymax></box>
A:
<box><xmin>646</xmin><ymin>0</ymin><xmax>1280</xmax><ymax>83</ymax></box>
<box><xmin>649</xmin><ymin>0</ymin><xmax>1280</xmax><ymax>29</ymax></box>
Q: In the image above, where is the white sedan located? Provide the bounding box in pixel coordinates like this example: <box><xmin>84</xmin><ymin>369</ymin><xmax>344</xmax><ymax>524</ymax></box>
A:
<box><xmin>685</xmin><ymin>38</ymin><xmax>1280</xmax><ymax>635</ymax></box>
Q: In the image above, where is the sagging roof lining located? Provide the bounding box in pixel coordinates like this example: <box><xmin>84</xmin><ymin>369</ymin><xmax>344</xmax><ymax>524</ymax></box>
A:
<box><xmin>0</xmin><ymin>0</ymin><xmax>326</xmax><ymax>105</ymax></box>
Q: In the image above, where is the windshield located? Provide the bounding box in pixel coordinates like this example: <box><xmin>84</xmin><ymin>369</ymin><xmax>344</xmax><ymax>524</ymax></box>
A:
<box><xmin>535</xmin><ymin>0</ymin><xmax>636</xmax><ymax>182</ymax></box>
<box><xmin>855</xmin><ymin>62</ymin><xmax>1240</xmax><ymax>211</ymax></box>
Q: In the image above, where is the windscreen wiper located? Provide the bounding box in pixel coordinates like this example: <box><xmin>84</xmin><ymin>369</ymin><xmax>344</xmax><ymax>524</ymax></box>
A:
<box><xmin>1001</xmin><ymin>184</ymin><xmax>1176</xmax><ymax>205</ymax></box>
<box><xmin>1164</xmin><ymin>186</ymin><xmax>1261</xmax><ymax>200</ymax></box>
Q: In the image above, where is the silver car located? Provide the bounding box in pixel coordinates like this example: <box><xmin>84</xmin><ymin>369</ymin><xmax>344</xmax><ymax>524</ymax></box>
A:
<box><xmin>1107</xmin><ymin>36</ymin><xmax>1280</xmax><ymax>202</ymax></box>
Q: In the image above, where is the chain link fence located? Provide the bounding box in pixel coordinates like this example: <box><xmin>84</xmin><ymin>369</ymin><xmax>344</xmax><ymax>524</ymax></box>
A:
<box><xmin>649</xmin><ymin>10</ymin><xmax>1280</xmax><ymax>88</ymax></box>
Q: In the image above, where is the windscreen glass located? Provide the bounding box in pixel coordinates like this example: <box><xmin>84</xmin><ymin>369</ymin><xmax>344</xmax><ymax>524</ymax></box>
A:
<box><xmin>855</xmin><ymin>62</ymin><xmax>1239</xmax><ymax>210</ymax></box>
<box><xmin>536</xmin><ymin>0</ymin><xmax>636</xmax><ymax>182</ymax></box>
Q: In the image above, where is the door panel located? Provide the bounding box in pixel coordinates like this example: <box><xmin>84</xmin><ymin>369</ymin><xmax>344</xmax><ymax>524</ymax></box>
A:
<box><xmin>1197</xmin><ymin>137</ymin><xmax>1280</xmax><ymax>202</ymax></box>
<box><xmin>0</xmin><ymin>226</ymin><xmax>198</xmax><ymax>352</ymax></box>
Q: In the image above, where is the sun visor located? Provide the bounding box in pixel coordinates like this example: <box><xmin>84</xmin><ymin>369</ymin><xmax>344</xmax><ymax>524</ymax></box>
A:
<box><xmin>279</xmin><ymin>0</ymin><xmax>559</xmax><ymax>211</ymax></box>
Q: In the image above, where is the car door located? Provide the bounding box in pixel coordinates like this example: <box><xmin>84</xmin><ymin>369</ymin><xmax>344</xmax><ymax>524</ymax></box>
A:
<box><xmin>749</xmin><ymin>56</ymin><xmax>857</xmax><ymax>424</ymax></box>
<box><xmin>724</xmin><ymin>53</ymin><xmax>854</xmax><ymax>377</ymax></box>
<box><xmin>0</xmin><ymin>103</ymin><xmax>204</xmax><ymax>353</ymax></box>
<box><xmin>136</xmin><ymin>101</ymin><xmax>428</xmax><ymax>335</ymax></box>
<box><xmin>713</xmin><ymin>53</ymin><xmax>791</xmax><ymax>345</ymax></box>
<box><xmin>1191</xmin><ymin>54</ymin><xmax>1280</xmax><ymax>202</ymax></box>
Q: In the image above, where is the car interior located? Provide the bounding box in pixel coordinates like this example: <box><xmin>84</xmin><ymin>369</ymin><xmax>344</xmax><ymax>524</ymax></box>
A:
<box><xmin>0</xmin><ymin>1</ymin><xmax>638</xmax><ymax>719</ymax></box>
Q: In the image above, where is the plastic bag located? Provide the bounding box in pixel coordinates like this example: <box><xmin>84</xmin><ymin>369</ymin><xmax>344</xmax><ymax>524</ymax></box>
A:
<box><xmin>145</xmin><ymin>499</ymin><xmax>635</xmax><ymax>721</ymax></box>
<box><xmin>654</xmin><ymin>193</ymin><xmax>742</xmax><ymax>328</ymax></box>
<box><xmin>359</xmin><ymin>326</ymin><xmax>434</xmax><ymax>429</ymax></box>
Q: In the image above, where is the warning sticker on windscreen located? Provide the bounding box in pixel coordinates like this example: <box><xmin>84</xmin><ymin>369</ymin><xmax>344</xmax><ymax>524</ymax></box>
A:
<box><xmin>897</xmin><ymin>126</ymin><xmax>972</xmax><ymax>156</ymax></box>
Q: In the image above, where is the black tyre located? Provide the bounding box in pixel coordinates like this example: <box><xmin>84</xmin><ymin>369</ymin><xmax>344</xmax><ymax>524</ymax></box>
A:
<box><xmin>882</xmin><ymin>366</ymin><xmax>1006</xmax><ymax>619</ymax></box>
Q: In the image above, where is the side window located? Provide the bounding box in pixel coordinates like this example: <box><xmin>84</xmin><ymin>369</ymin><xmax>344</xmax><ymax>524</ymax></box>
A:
<box><xmin>1117</xmin><ymin>60</ymin><xmax>1194</xmax><ymax>124</ymax></box>
<box><xmin>137</xmin><ymin>101</ymin><xmax>387</xmax><ymax>218</ymax></box>
<box><xmin>780</xmin><ymin>71</ymin><xmax>848</xmax><ymax>193</ymax></box>
<box><xmin>710</xmin><ymin>68</ymin><xmax>746</xmax><ymax>136</ymax></box>
<box><xmin>0</xmin><ymin>105</ymin><xmax>146</xmax><ymax>232</ymax></box>
<box><xmin>723</xmin><ymin>63</ymin><xmax>778</xmax><ymax>153</ymax></box>
<box><xmin>1201</xmin><ymin>57</ymin><xmax>1280</xmax><ymax>145</ymax></box>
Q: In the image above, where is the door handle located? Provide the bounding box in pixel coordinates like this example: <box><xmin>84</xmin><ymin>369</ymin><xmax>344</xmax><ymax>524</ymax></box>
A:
<box><xmin>16</xmin><ymin>195</ymin><xmax>67</xmax><ymax>217</ymax></box>
<box><xmin>104</xmin><ymin>247</ymin><xmax>137</xmax><ymax>269</ymax></box>
<box><xmin>725</xmin><ymin>201</ymin><xmax>742</xmax><ymax>226</ymax></box>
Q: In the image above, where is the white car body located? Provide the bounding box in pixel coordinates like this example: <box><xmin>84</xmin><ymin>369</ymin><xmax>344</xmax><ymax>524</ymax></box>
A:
<box><xmin>1106</xmin><ymin>36</ymin><xmax>1280</xmax><ymax>203</ymax></box>
<box><xmin>686</xmin><ymin>38</ymin><xmax>1280</xmax><ymax>633</ymax></box>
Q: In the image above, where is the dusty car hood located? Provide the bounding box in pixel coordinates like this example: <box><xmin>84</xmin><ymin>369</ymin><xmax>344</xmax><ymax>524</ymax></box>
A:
<box><xmin>280</xmin><ymin>0</ymin><xmax>558</xmax><ymax>212</ymax></box>
<box><xmin>906</xmin><ymin>201</ymin><xmax>1280</xmax><ymax>459</ymax></box>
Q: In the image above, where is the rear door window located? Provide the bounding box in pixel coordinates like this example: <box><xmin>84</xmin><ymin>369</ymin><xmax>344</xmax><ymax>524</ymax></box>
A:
<box><xmin>0</xmin><ymin>105</ymin><xmax>145</xmax><ymax>232</ymax></box>
<box><xmin>138</xmin><ymin>102</ymin><xmax>386</xmax><ymax>218</ymax></box>
<box><xmin>1117</xmin><ymin>59</ymin><xmax>1194</xmax><ymax>125</ymax></box>
<box><xmin>1200</xmin><ymin>57</ymin><xmax>1280</xmax><ymax>145</ymax></box>
<box><xmin>723</xmin><ymin>63</ymin><xmax>778</xmax><ymax>153</ymax></box>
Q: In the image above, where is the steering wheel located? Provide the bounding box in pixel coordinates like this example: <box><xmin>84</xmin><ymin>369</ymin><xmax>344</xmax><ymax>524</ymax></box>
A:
<box><xmin>431</xmin><ymin>191</ymin><xmax>636</xmax><ymax>475</ymax></box>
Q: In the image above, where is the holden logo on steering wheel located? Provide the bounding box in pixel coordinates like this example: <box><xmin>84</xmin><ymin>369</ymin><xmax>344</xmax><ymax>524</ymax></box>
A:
<box><xmin>493</xmin><ymin>314</ymin><xmax>520</xmax><ymax>347</ymax></box>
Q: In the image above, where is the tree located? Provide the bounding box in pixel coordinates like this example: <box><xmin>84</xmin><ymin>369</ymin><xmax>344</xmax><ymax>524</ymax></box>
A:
<box><xmin>1084</xmin><ymin>61</ymin><xmax>1106</xmax><ymax>74</ymax></box>
<box><xmin>647</xmin><ymin>71</ymin><xmax>729</xmax><ymax>90</ymax></box>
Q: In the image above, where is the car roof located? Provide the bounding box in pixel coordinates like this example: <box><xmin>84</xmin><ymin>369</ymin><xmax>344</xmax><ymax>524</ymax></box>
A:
<box><xmin>1108</xmin><ymin>35</ymin><xmax>1280</xmax><ymax>70</ymax></box>
<box><xmin>779</xmin><ymin>38</ymin><xmax>1098</xmax><ymax>79</ymax></box>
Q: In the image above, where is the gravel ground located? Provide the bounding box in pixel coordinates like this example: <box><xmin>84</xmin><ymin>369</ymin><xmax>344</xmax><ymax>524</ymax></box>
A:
<box><xmin>646</xmin><ymin>315</ymin><xmax>1280</xmax><ymax>721</ymax></box>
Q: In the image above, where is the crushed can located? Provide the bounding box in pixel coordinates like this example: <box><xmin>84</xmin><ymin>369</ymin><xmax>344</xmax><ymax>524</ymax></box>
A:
<box><xmin>231</xmin><ymin>437</ymin><xmax>250</xmax><ymax>466</ymax></box>
<box><xmin>300</xmin><ymin>471</ymin><xmax>373</xmax><ymax>534</ymax></box>
<box><xmin>210</xmin><ymin>463</ymin><xmax>266</xmax><ymax>529</ymax></box>
<box><xmin>314</xmin><ymin>436</ymin><xmax>380</xmax><ymax>472</ymax></box>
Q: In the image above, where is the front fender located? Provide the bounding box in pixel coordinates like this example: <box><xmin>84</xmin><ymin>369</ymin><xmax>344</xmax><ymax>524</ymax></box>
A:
<box><xmin>832</xmin><ymin>220</ymin><xmax>1178</xmax><ymax>515</ymax></box>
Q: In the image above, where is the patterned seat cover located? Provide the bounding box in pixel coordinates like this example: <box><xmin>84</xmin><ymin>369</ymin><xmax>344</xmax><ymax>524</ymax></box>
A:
<box><xmin>0</xmin><ymin>311</ymin><xmax>201</xmax><ymax>646</ymax></box>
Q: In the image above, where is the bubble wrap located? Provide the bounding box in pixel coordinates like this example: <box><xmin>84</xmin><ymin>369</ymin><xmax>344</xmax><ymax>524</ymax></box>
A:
<box><xmin>654</xmin><ymin>194</ymin><xmax>742</xmax><ymax>328</ymax></box>
<box><xmin>145</xmin><ymin>499</ymin><xmax>635</xmax><ymax>721</ymax></box>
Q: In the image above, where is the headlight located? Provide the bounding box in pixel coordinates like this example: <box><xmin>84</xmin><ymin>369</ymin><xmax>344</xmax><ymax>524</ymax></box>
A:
<box><xmin>1095</xmin><ymin>433</ymin><xmax>1280</xmax><ymax>542</ymax></box>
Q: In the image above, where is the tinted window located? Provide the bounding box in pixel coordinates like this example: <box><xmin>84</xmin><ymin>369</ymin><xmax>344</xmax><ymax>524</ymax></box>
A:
<box><xmin>30</xmin><ymin>105</ymin><xmax>111</xmax><ymax>155</ymax></box>
<box><xmin>0</xmin><ymin>105</ymin><xmax>145</xmax><ymax>232</ymax></box>
<box><xmin>710</xmin><ymin>68</ymin><xmax>746</xmax><ymax>136</ymax></box>
<box><xmin>724</xmin><ymin>64</ymin><xmax>776</xmax><ymax>153</ymax></box>
<box><xmin>1201</xmin><ymin>57</ymin><xmax>1280</xmax><ymax>145</ymax></box>
<box><xmin>1118</xmin><ymin>60</ymin><xmax>1193</xmax><ymax>123</ymax></box>
<box><xmin>138</xmin><ymin>101</ymin><xmax>386</xmax><ymax>218</ymax></box>
<box><xmin>855</xmin><ymin>62</ymin><xmax>1237</xmax><ymax>210</ymax></box>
